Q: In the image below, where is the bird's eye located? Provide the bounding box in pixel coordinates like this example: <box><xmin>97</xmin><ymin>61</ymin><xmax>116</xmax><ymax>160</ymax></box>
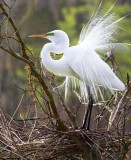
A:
<box><xmin>47</xmin><ymin>32</ymin><xmax>54</xmax><ymax>36</ymax></box>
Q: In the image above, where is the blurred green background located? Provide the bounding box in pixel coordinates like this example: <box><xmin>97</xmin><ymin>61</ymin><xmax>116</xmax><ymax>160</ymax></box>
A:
<box><xmin>0</xmin><ymin>0</ymin><xmax>131</xmax><ymax>116</ymax></box>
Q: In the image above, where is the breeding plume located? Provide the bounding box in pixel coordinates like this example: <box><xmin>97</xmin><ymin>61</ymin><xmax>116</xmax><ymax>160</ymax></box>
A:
<box><xmin>29</xmin><ymin>7</ymin><xmax>127</xmax><ymax>101</ymax></box>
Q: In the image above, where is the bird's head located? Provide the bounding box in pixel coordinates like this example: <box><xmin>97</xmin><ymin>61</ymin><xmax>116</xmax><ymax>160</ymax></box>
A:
<box><xmin>29</xmin><ymin>30</ymin><xmax>69</xmax><ymax>49</ymax></box>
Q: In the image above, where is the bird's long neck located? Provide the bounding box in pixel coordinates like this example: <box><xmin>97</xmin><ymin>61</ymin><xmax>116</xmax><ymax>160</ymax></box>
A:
<box><xmin>40</xmin><ymin>42</ymin><xmax>68</xmax><ymax>75</ymax></box>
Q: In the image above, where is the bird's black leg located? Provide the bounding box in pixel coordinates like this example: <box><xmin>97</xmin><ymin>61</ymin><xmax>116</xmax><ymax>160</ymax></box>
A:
<box><xmin>81</xmin><ymin>86</ymin><xmax>93</xmax><ymax>130</ymax></box>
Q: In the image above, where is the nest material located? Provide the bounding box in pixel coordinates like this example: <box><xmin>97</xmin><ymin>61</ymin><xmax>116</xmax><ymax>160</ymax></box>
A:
<box><xmin>0</xmin><ymin>111</ymin><xmax>130</xmax><ymax>160</ymax></box>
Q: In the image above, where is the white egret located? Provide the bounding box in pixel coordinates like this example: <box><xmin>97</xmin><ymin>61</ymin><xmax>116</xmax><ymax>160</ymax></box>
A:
<box><xmin>29</xmin><ymin>7</ymin><xmax>128</xmax><ymax>129</ymax></box>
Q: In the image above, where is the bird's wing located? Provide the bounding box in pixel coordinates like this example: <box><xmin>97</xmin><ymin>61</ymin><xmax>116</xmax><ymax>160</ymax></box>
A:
<box><xmin>69</xmin><ymin>49</ymin><xmax>125</xmax><ymax>100</ymax></box>
<box><xmin>60</xmin><ymin>47</ymin><xmax>125</xmax><ymax>101</ymax></box>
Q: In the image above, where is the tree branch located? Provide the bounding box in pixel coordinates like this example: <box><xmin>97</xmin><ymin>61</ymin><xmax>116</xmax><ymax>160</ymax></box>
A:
<box><xmin>0</xmin><ymin>2</ymin><xmax>67</xmax><ymax>131</ymax></box>
<box><xmin>0</xmin><ymin>2</ymin><xmax>28</xmax><ymax>58</ymax></box>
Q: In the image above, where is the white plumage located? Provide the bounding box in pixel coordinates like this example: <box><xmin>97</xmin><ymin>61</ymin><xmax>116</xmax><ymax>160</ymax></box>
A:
<box><xmin>29</xmin><ymin>6</ymin><xmax>127</xmax><ymax>101</ymax></box>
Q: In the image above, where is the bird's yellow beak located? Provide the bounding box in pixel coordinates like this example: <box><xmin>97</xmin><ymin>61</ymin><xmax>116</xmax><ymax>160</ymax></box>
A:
<box><xmin>28</xmin><ymin>33</ymin><xmax>47</xmax><ymax>38</ymax></box>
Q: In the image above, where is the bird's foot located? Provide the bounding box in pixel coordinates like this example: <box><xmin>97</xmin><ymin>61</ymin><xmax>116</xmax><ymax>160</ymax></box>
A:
<box><xmin>80</xmin><ymin>126</ymin><xmax>89</xmax><ymax>131</ymax></box>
